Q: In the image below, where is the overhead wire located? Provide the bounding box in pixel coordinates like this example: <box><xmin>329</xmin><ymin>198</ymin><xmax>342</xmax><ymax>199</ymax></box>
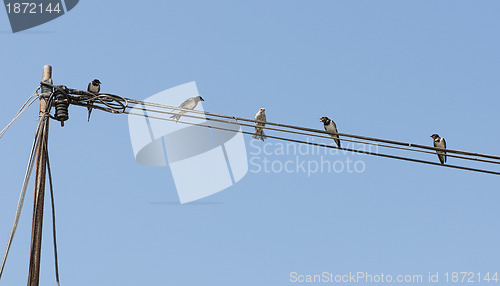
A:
<box><xmin>0</xmin><ymin>109</ymin><xmax>46</xmax><ymax>279</ymax></box>
<box><xmin>0</xmin><ymin>88</ymin><xmax>61</xmax><ymax>284</ymax></box>
<box><xmin>0</xmin><ymin>86</ymin><xmax>41</xmax><ymax>140</ymax></box>
<box><xmin>49</xmin><ymin>89</ymin><xmax>499</xmax><ymax>175</ymax></box>
<box><xmin>63</xmin><ymin>91</ymin><xmax>500</xmax><ymax>165</ymax></box>
<box><xmin>125</xmin><ymin>98</ymin><xmax>500</xmax><ymax>161</ymax></box>
<box><xmin>44</xmin><ymin>139</ymin><xmax>60</xmax><ymax>286</ymax></box>
<box><xmin>2</xmin><ymin>85</ymin><xmax>499</xmax><ymax>282</ymax></box>
<box><xmin>130</xmin><ymin>104</ymin><xmax>500</xmax><ymax>166</ymax></box>
<box><xmin>124</xmin><ymin>110</ymin><xmax>500</xmax><ymax>176</ymax></box>
<box><xmin>22</xmin><ymin>86</ymin><xmax>499</xmax><ymax>176</ymax></box>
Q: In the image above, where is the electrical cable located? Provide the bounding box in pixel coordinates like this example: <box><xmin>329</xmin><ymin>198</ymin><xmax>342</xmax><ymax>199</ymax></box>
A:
<box><xmin>1</xmin><ymin>87</ymin><xmax>55</xmax><ymax>281</ymax></box>
<box><xmin>124</xmin><ymin>110</ymin><xmax>500</xmax><ymax>176</ymax></box>
<box><xmin>3</xmin><ymin>84</ymin><xmax>498</xmax><ymax>282</ymax></box>
<box><xmin>0</xmin><ymin>115</ymin><xmax>45</xmax><ymax>279</ymax></box>
<box><xmin>132</xmin><ymin>105</ymin><xmax>500</xmax><ymax>166</ymax></box>
<box><xmin>0</xmin><ymin>86</ymin><xmax>41</xmax><ymax>140</ymax></box>
<box><xmin>45</xmin><ymin>140</ymin><xmax>60</xmax><ymax>286</ymax></box>
<box><xmin>125</xmin><ymin>98</ymin><xmax>500</xmax><ymax>161</ymax></box>
<box><xmin>54</xmin><ymin>89</ymin><xmax>499</xmax><ymax>165</ymax></box>
<box><xmin>34</xmin><ymin>85</ymin><xmax>500</xmax><ymax>174</ymax></box>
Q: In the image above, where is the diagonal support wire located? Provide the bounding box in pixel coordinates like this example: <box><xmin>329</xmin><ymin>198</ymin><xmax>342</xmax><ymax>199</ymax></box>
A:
<box><xmin>0</xmin><ymin>117</ymin><xmax>44</xmax><ymax>278</ymax></box>
<box><xmin>45</xmin><ymin>139</ymin><xmax>60</xmax><ymax>286</ymax></box>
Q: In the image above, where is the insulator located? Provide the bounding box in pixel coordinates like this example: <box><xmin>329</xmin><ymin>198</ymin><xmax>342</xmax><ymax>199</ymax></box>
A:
<box><xmin>53</xmin><ymin>90</ymin><xmax>69</xmax><ymax>125</ymax></box>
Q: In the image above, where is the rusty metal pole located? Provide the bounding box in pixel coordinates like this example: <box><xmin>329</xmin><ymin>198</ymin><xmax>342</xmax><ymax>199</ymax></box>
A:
<box><xmin>27</xmin><ymin>65</ymin><xmax>52</xmax><ymax>286</ymax></box>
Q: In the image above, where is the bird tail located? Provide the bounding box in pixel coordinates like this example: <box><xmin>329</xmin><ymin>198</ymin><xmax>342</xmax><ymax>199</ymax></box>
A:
<box><xmin>335</xmin><ymin>138</ymin><xmax>341</xmax><ymax>148</ymax></box>
<box><xmin>170</xmin><ymin>110</ymin><xmax>186</xmax><ymax>123</ymax></box>
<box><xmin>437</xmin><ymin>151</ymin><xmax>446</xmax><ymax>164</ymax></box>
<box><xmin>170</xmin><ymin>113</ymin><xmax>180</xmax><ymax>122</ymax></box>
<box><xmin>330</xmin><ymin>135</ymin><xmax>341</xmax><ymax>148</ymax></box>
<box><xmin>87</xmin><ymin>104</ymin><xmax>93</xmax><ymax>122</ymax></box>
<box><xmin>253</xmin><ymin>129</ymin><xmax>267</xmax><ymax>141</ymax></box>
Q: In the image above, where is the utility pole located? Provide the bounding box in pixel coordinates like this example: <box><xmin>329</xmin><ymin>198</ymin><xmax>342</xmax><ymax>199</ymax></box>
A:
<box><xmin>27</xmin><ymin>65</ymin><xmax>52</xmax><ymax>286</ymax></box>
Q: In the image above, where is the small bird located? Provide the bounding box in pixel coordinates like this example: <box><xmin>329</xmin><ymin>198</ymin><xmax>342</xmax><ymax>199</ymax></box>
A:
<box><xmin>253</xmin><ymin>108</ymin><xmax>267</xmax><ymax>141</ymax></box>
<box><xmin>170</xmin><ymin>96</ymin><xmax>204</xmax><ymax>122</ymax></box>
<box><xmin>87</xmin><ymin>79</ymin><xmax>101</xmax><ymax>122</ymax></box>
<box><xmin>320</xmin><ymin>116</ymin><xmax>341</xmax><ymax>148</ymax></box>
<box><xmin>430</xmin><ymin>134</ymin><xmax>447</xmax><ymax>164</ymax></box>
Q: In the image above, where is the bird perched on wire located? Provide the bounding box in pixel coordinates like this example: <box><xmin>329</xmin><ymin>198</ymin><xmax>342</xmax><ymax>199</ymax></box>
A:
<box><xmin>170</xmin><ymin>96</ymin><xmax>204</xmax><ymax>122</ymax></box>
<box><xmin>430</xmin><ymin>134</ymin><xmax>447</xmax><ymax>164</ymax></box>
<box><xmin>87</xmin><ymin>79</ymin><xmax>101</xmax><ymax>122</ymax></box>
<box><xmin>320</xmin><ymin>116</ymin><xmax>341</xmax><ymax>148</ymax></box>
<box><xmin>253</xmin><ymin>108</ymin><xmax>267</xmax><ymax>141</ymax></box>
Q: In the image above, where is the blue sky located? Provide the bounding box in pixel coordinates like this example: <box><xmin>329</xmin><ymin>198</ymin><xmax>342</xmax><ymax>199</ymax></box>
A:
<box><xmin>1</xmin><ymin>1</ymin><xmax>500</xmax><ymax>285</ymax></box>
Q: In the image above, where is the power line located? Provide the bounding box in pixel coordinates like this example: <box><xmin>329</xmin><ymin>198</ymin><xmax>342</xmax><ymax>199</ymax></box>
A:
<box><xmin>49</xmin><ymin>89</ymin><xmax>500</xmax><ymax>167</ymax></box>
<box><xmin>130</xmin><ymin>104</ymin><xmax>500</xmax><ymax>166</ymax></box>
<box><xmin>34</xmin><ymin>87</ymin><xmax>498</xmax><ymax>175</ymax></box>
<box><xmin>0</xmin><ymin>86</ymin><xmax>41</xmax><ymax>140</ymax></box>
<box><xmin>23</xmin><ymin>85</ymin><xmax>500</xmax><ymax>177</ymax></box>
<box><xmin>45</xmin><ymin>140</ymin><xmax>60</xmax><ymax>286</ymax></box>
<box><xmin>2</xmin><ymin>77</ymin><xmax>498</xmax><ymax>283</ymax></box>
<box><xmin>124</xmin><ymin>110</ymin><xmax>500</xmax><ymax>176</ymax></box>
<box><xmin>0</xmin><ymin>111</ymin><xmax>46</xmax><ymax>278</ymax></box>
<box><xmin>59</xmin><ymin>90</ymin><xmax>499</xmax><ymax>175</ymax></box>
<box><xmin>1</xmin><ymin>76</ymin><xmax>60</xmax><ymax>284</ymax></box>
<box><xmin>125</xmin><ymin>98</ymin><xmax>500</xmax><ymax>161</ymax></box>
